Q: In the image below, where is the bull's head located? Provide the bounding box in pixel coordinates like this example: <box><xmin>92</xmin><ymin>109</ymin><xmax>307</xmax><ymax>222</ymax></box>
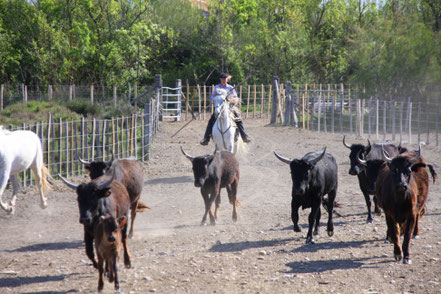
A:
<box><xmin>181</xmin><ymin>146</ymin><xmax>214</xmax><ymax>187</ymax></box>
<box><xmin>77</xmin><ymin>153</ymin><xmax>114</xmax><ymax>180</ymax></box>
<box><xmin>99</xmin><ymin>215</ymin><xmax>119</xmax><ymax>242</ymax></box>
<box><xmin>343</xmin><ymin>136</ymin><xmax>371</xmax><ymax>176</ymax></box>
<box><xmin>274</xmin><ymin>147</ymin><xmax>326</xmax><ymax>196</ymax></box>
<box><xmin>383</xmin><ymin>145</ymin><xmax>422</xmax><ymax>192</ymax></box>
<box><xmin>58</xmin><ymin>170</ymin><xmax>115</xmax><ymax>225</ymax></box>
<box><xmin>357</xmin><ymin>152</ymin><xmax>387</xmax><ymax>193</ymax></box>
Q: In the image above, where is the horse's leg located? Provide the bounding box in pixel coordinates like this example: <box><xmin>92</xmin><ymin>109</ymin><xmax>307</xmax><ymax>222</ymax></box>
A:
<box><xmin>9</xmin><ymin>175</ymin><xmax>20</xmax><ymax>214</ymax></box>
<box><xmin>0</xmin><ymin>165</ymin><xmax>12</xmax><ymax>213</ymax></box>
<box><xmin>31</xmin><ymin>162</ymin><xmax>47</xmax><ymax>209</ymax></box>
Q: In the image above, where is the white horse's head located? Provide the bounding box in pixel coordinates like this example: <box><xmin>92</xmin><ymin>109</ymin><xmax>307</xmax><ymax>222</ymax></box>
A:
<box><xmin>213</xmin><ymin>88</ymin><xmax>229</xmax><ymax>117</ymax></box>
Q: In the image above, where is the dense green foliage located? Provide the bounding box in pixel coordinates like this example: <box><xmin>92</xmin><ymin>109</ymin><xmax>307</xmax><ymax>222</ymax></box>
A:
<box><xmin>1</xmin><ymin>0</ymin><xmax>441</xmax><ymax>96</ymax></box>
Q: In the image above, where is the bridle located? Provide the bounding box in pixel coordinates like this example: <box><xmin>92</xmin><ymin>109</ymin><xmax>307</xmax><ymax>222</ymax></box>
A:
<box><xmin>215</xmin><ymin>99</ymin><xmax>234</xmax><ymax>149</ymax></box>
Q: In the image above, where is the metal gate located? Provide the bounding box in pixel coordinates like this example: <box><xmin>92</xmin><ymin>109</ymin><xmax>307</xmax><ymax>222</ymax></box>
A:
<box><xmin>161</xmin><ymin>86</ymin><xmax>182</xmax><ymax>121</ymax></box>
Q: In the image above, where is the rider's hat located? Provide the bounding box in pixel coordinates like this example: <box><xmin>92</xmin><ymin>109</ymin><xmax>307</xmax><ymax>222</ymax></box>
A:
<box><xmin>220</xmin><ymin>73</ymin><xmax>230</xmax><ymax>79</ymax></box>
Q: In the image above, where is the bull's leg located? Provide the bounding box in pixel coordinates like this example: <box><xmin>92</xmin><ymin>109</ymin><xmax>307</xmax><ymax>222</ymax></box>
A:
<box><xmin>112</xmin><ymin>255</ymin><xmax>120</xmax><ymax>291</ymax></box>
<box><xmin>291</xmin><ymin>198</ymin><xmax>301</xmax><ymax>232</ymax></box>
<box><xmin>121</xmin><ymin>224</ymin><xmax>131</xmax><ymax>269</ymax></box>
<box><xmin>227</xmin><ymin>182</ymin><xmax>239</xmax><ymax>222</ymax></box>
<box><xmin>200</xmin><ymin>189</ymin><xmax>211</xmax><ymax>226</ymax></box>
<box><xmin>208</xmin><ymin>190</ymin><xmax>220</xmax><ymax>225</ymax></box>
<box><xmin>84</xmin><ymin>230</ymin><xmax>98</xmax><ymax>268</ymax></box>
<box><xmin>306</xmin><ymin>205</ymin><xmax>320</xmax><ymax>244</ymax></box>
<box><xmin>386</xmin><ymin>216</ymin><xmax>402</xmax><ymax>261</ymax></box>
<box><xmin>0</xmin><ymin>166</ymin><xmax>12</xmax><ymax>213</ymax></box>
<box><xmin>373</xmin><ymin>194</ymin><xmax>381</xmax><ymax>215</ymax></box>
<box><xmin>97</xmin><ymin>258</ymin><xmax>104</xmax><ymax>292</ymax></box>
<box><xmin>412</xmin><ymin>213</ymin><xmax>420</xmax><ymax>239</ymax></box>
<box><xmin>313</xmin><ymin>206</ymin><xmax>321</xmax><ymax>236</ymax></box>
<box><xmin>214</xmin><ymin>191</ymin><xmax>221</xmax><ymax>221</ymax></box>
<box><xmin>9</xmin><ymin>175</ymin><xmax>20</xmax><ymax>214</ymax></box>
<box><xmin>363</xmin><ymin>191</ymin><xmax>374</xmax><ymax>223</ymax></box>
<box><xmin>128</xmin><ymin>199</ymin><xmax>139</xmax><ymax>239</ymax></box>
<box><xmin>402</xmin><ymin>215</ymin><xmax>416</xmax><ymax>265</ymax></box>
<box><xmin>326</xmin><ymin>190</ymin><xmax>336</xmax><ymax>237</ymax></box>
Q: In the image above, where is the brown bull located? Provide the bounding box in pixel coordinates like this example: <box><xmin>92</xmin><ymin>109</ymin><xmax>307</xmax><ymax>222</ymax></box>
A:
<box><xmin>375</xmin><ymin>145</ymin><xmax>430</xmax><ymax>264</ymax></box>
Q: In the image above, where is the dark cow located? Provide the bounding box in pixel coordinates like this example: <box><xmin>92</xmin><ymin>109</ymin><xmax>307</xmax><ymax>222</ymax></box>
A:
<box><xmin>375</xmin><ymin>145</ymin><xmax>428</xmax><ymax>264</ymax></box>
<box><xmin>274</xmin><ymin>147</ymin><xmax>338</xmax><ymax>244</ymax></box>
<box><xmin>94</xmin><ymin>182</ymin><xmax>131</xmax><ymax>292</ymax></box>
<box><xmin>181</xmin><ymin>146</ymin><xmax>241</xmax><ymax>226</ymax></box>
<box><xmin>58</xmin><ymin>170</ymin><xmax>132</xmax><ymax>269</ymax></box>
<box><xmin>78</xmin><ymin>156</ymin><xmax>150</xmax><ymax>238</ymax></box>
<box><xmin>359</xmin><ymin>147</ymin><xmax>437</xmax><ymax>240</ymax></box>
<box><xmin>343</xmin><ymin>136</ymin><xmax>400</xmax><ymax>222</ymax></box>
<box><xmin>95</xmin><ymin>215</ymin><xmax>126</xmax><ymax>292</ymax></box>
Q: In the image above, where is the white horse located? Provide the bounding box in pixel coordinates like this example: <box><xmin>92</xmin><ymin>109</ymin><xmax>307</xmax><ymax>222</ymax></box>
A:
<box><xmin>0</xmin><ymin>127</ymin><xmax>49</xmax><ymax>214</ymax></box>
<box><xmin>212</xmin><ymin>89</ymin><xmax>241</xmax><ymax>154</ymax></box>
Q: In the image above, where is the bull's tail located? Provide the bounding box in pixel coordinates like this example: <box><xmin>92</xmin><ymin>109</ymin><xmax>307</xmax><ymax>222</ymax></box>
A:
<box><xmin>427</xmin><ymin>164</ymin><xmax>438</xmax><ymax>183</ymax></box>
<box><xmin>322</xmin><ymin>198</ymin><xmax>342</xmax><ymax>217</ymax></box>
<box><xmin>41</xmin><ymin>165</ymin><xmax>50</xmax><ymax>194</ymax></box>
<box><xmin>136</xmin><ymin>201</ymin><xmax>151</xmax><ymax>212</ymax></box>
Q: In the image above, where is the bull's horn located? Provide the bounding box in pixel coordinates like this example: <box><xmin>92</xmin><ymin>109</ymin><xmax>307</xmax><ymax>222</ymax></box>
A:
<box><xmin>365</xmin><ymin>139</ymin><xmax>372</xmax><ymax>155</ymax></box>
<box><xmin>98</xmin><ymin>168</ymin><xmax>116</xmax><ymax>190</ymax></box>
<box><xmin>57</xmin><ymin>174</ymin><xmax>78</xmax><ymax>190</ymax></box>
<box><xmin>409</xmin><ymin>144</ymin><xmax>421</xmax><ymax>164</ymax></box>
<box><xmin>105</xmin><ymin>152</ymin><xmax>114</xmax><ymax>166</ymax></box>
<box><xmin>309</xmin><ymin>147</ymin><xmax>326</xmax><ymax>166</ymax></box>
<box><xmin>273</xmin><ymin>151</ymin><xmax>291</xmax><ymax>164</ymax></box>
<box><xmin>382</xmin><ymin>145</ymin><xmax>393</xmax><ymax>162</ymax></box>
<box><xmin>180</xmin><ymin>146</ymin><xmax>194</xmax><ymax>162</ymax></box>
<box><xmin>342</xmin><ymin>136</ymin><xmax>351</xmax><ymax>149</ymax></box>
<box><xmin>356</xmin><ymin>150</ymin><xmax>367</xmax><ymax>166</ymax></box>
<box><xmin>77</xmin><ymin>154</ymin><xmax>90</xmax><ymax>165</ymax></box>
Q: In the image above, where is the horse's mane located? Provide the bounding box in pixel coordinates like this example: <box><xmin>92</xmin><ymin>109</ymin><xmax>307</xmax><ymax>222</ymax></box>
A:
<box><xmin>0</xmin><ymin>126</ymin><xmax>12</xmax><ymax>135</ymax></box>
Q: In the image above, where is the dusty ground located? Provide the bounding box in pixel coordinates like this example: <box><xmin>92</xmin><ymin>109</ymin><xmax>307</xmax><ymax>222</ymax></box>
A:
<box><xmin>1</xmin><ymin>118</ymin><xmax>441</xmax><ymax>294</ymax></box>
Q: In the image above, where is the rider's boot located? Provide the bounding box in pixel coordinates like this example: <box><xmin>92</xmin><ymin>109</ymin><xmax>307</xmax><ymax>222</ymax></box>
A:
<box><xmin>200</xmin><ymin>115</ymin><xmax>216</xmax><ymax>145</ymax></box>
<box><xmin>236</xmin><ymin>120</ymin><xmax>251</xmax><ymax>143</ymax></box>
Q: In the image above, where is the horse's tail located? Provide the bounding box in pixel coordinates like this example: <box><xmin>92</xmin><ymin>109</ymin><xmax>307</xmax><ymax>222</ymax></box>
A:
<box><xmin>41</xmin><ymin>165</ymin><xmax>50</xmax><ymax>194</ymax></box>
<box><xmin>235</xmin><ymin>135</ymin><xmax>249</xmax><ymax>155</ymax></box>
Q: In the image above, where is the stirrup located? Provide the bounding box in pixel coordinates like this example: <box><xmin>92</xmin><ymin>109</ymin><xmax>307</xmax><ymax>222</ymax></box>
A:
<box><xmin>200</xmin><ymin>138</ymin><xmax>209</xmax><ymax>146</ymax></box>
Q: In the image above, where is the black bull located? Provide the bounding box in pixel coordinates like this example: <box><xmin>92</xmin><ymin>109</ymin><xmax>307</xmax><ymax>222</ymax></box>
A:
<box><xmin>343</xmin><ymin>136</ymin><xmax>400</xmax><ymax>222</ymax></box>
<box><xmin>274</xmin><ymin>147</ymin><xmax>338</xmax><ymax>244</ymax></box>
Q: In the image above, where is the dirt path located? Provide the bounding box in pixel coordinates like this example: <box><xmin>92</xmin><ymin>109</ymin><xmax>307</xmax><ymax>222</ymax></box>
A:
<box><xmin>1</xmin><ymin>119</ymin><xmax>441</xmax><ymax>293</ymax></box>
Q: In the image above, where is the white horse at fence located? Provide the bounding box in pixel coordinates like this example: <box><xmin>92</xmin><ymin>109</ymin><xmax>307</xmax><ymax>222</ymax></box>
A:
<box><xmin>212</xmin><ymin>88</ymin><xmax>243</xmax><ymax>154</ymax></box>
<box><xmin>0</xmin><ymin>126</ymin><xmax>49</xmax><ymax>214</ymax></box>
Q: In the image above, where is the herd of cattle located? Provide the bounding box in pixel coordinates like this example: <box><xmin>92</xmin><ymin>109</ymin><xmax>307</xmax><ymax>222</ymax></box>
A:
<box><xmin>1</xmin><ymin>129</ymin><xmax>438</xmax><ymax>291</ymax></box>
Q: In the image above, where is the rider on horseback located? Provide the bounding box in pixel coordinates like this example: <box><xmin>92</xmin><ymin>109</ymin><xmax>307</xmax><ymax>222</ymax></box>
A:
<box><xmin>200</xmin><ymin>73</ymin><xmax>251</xmax><ymax>145</ymax></box>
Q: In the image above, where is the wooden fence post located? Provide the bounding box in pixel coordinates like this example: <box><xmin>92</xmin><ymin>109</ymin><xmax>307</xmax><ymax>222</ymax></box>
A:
<box><xmin>418</xmin><ymin>102</ymin><xmax>421</xmax><ymax>144</ymax></box>
<box><xmin>203</xmin><ymin>85</ymin><xmax>207</xmax><ymax>120</ymax></box>
<box><xmin>69</xmin><ymin>85</ymin><xmax>73</xmax><ymax>101</ymax></box>
<box><xmin>267</xmin><ymin>84</ymin><xmax>272</xmax><ymax>119</ymax></box>
<box><xmin>246</xmin><ymin>85</ymin><xmax>250</xmax><ymax>119</ymax></box>
<box><xmin>392</xmin><ymin>100</ymin><xmax>396</xmax><ymax>141</ymax></box>
<box><xmin>284</xmin><ymin>82</ymin><xmax>291</xmax><ymax>126</ymax></box>
<box><xmin>399</xmin><ymin>101</ymin><xmax>404</xmax><ymax>143</ymax></box>
<box><xmin>317</xmin><ymin>84</ymin><xmax>321</xmax><ymax>132</ymax></box>
<box><xmin>155</xmin><ymin>74</ymin><xmax>162</xmax><ymax>121</ymax></box>
<box><xmin>185</xmin><ymin>82</ymin><xmax>189</xmax><ymax>121</ymax></box>
<box><xmin>376</xmin><ymin>98</ymin><xmax>379</xmax><ymax>140</ymax></box>
<box><xmin>270</xmin><ymin>77</ymin><xmax>279</xmax><ymax>124</ymax></box>
<box><xmin>253</xmin><ymin>84</ymin><xmax>257</xmax><ymax>118</ymax></box>
<box><xmin>436</xmin><ymin>102</ymin><xmax>440</xmax><ymax>146</ymax></box>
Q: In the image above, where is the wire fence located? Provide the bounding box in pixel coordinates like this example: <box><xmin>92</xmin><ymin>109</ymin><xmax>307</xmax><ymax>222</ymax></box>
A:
<box><xmin>7</xmin><ymin>99</ymin><xmax>159</xmax><ymax>187</ymax></box>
